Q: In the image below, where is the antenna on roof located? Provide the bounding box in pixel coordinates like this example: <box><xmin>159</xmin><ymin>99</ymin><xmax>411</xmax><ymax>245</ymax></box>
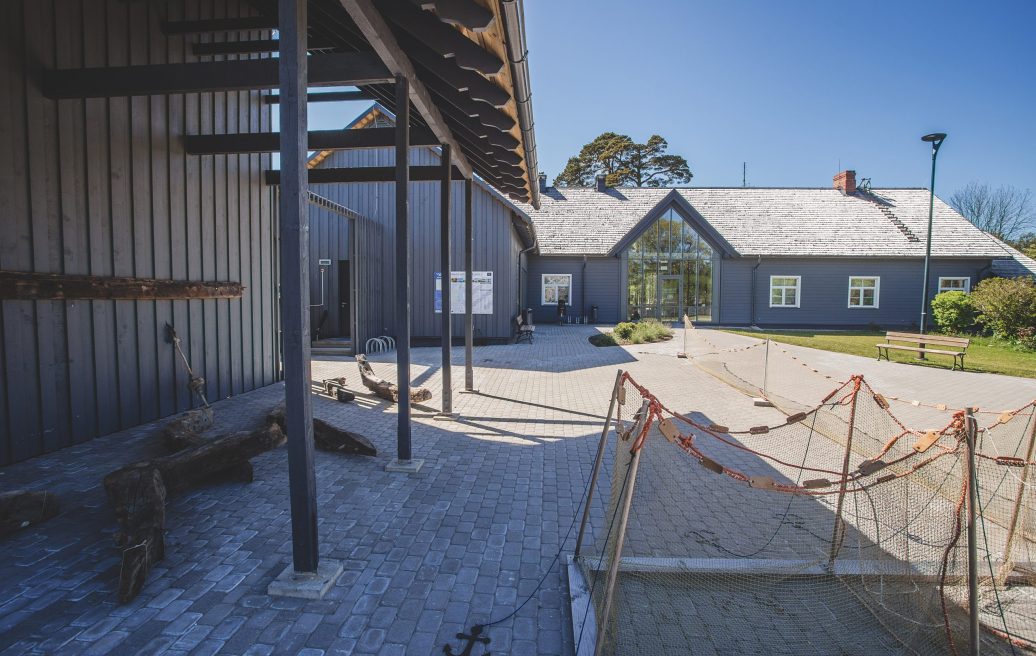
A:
<box><xmin>742</xmin><ymin>162</ymin><xmax>747</xmax><ymax>188</ymax></box>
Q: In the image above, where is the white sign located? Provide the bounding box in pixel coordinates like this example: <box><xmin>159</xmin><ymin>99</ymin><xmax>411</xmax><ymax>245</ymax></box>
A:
<box><xmin>435</xmin><ymin>271</ymin><xmax>493</xmax><ymax>315</ymax></box>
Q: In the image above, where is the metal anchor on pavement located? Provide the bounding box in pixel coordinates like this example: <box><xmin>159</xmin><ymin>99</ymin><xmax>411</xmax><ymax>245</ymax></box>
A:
<box><xmin>443</xmin><ymin>624</ymin><xmax>490</xmax><ymax>656</ymax></box>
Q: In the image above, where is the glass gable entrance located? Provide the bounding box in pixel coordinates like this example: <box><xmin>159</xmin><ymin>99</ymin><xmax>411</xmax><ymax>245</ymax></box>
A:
<box><xmin>626</xmin><ymin>207</ymin><xmax>715</xmax><ymax>322</ymax></box>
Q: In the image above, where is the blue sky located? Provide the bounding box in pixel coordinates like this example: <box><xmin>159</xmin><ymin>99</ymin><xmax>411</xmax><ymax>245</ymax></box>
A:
<box><xmin>309</xmin><ymin>1</ymin><xmax>1034</xmax><ymax>206</ymax></box>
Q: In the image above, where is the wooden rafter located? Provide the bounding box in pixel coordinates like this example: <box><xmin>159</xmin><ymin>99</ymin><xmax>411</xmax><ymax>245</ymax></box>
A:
<box><xmin>42</xmin><ymin>53</ymin><xmax>392</xmax><ymax>99</ymax></box>
<box><xmin>338</xmin><ymin>0</ymin><xmax>474</xmax><ymax>179</ymax></box>
<box><xmin>184</xmin><ymin>127</ymin><xmax>437</xmax><ymax>155</ymax></box>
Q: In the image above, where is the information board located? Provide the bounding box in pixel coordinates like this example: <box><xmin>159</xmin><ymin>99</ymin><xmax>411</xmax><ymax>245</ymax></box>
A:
<box><xmin>435</xmin><ymin>271</ymin><xmax>493</xmax><ymax>315</ymax></box>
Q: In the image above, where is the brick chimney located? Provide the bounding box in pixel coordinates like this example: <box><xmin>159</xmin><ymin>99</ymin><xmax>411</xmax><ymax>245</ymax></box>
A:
<box><xmin>833</xmin><ymin>170</ymin><xmax>856</xmax><ymax>195</ymax></box>
<box><xmin>595</xmin><ymin>174</ymin><xmax>608</xmax><ymax>192</ymax></box>
<box><xmin>538</xmin><ymin>172</ymin><xmax>547</xmax><ymax>193</ymax></box>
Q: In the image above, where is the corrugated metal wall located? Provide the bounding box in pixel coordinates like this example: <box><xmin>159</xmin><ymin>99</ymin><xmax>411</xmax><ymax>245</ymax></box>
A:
<box><xmin>310</xmin><ymin>145</ymin><xmax>525</xmax><ymax>341</ymax></box>
<box><xmin>718</xmin><ymin>257</ymin><xmax>992</xmax><ymax>327</ymax></box>
<box><xmin>0</xmin><ymin>0</ymin><xmax>279</xmax><ymax>465</ymax></box>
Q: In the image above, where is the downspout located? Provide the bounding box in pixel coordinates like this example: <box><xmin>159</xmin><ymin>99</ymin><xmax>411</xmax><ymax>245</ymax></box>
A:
<box><xmin>582</xmin><ymin>255</ymin><xmax>587</xmax><ymax>322</ymax></box>
<box><xmin>500</xmin><ymin>0</ymin><xmax>539</xmax><ymax>209</ymax></box>
<box><xmin>750</xmin><ymin>255</ymin><xmax>762</xmax><ymax>327</ymax></box>
<box><xmin>518</xmin><ymin>237</ymin><xmax>537</xmax><ymax>320</ymax></box>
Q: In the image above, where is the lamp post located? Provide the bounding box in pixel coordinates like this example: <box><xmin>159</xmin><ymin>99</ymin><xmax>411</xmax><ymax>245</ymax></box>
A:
<box><xmin>918</xmin><ymin>132</ymin><xmax>947</xmax><ymax>336</ymax></box>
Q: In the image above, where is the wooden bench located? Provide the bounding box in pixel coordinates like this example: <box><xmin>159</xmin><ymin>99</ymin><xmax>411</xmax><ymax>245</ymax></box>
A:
<box><xmin>876</xmin><ymin>331</ymin><xmax>970</xmax><ymax>370</ymax></box>
<box><xmin>515</xmin><ymin>314</ymin><xmax>535</xmax><ymax>344</ymax></box>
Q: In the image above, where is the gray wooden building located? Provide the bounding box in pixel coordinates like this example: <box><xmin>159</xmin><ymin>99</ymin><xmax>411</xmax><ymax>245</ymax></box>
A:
<box><xmin>517</xmin><ymin>171</ymin><xmax>1021</xmax><ymax>328</ymax></box>
<box><xmin>305</xmin><ymin>105</ymin><xmax>535</xmax><ymax>350</ymax></box>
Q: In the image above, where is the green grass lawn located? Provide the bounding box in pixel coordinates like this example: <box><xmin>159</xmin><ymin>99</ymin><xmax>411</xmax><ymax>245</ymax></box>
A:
<box><xmin>722</xmin><ymin>329</ymin><xmax>1036</xmax><ymax>379</ymax></box>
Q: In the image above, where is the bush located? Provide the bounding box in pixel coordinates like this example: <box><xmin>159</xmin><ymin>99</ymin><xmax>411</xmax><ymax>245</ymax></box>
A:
<box><xmin>614</xmin><ymin>322</ymin><xmax>636</xmax><ymax>340</ymax></box>
<box><xmin>930</xmin><ymin>291</ymin><xmax>977</xmax><ymax>335</ymax></box>
<box><xmin>1017</xmin><ymin>326</ymin><xmax>1036</xmax><ymax>351</ymax></box>
<box><xmin>970</xmin><ymin>277</ymin><xmax>1036</xmax><ymax>342</ymax></box>
<box><xmin>629</xmin><ymin>319</ymin><xmax>673</xmax><ymax>344</ymax></box>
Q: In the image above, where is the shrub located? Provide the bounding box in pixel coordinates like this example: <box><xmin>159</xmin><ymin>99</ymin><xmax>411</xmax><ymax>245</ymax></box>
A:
<box><xmin>930</xmin><ymin>291</ymin><xmax>977</xmax><ymax>335</ymax></box>
<box><xmin>1017</xmin><ymin>326</ymin><xmax>1036</xmax><ymax>351</ymax></box>
<box><xmin>970</xmin><ymin>277</ymin><xmax>1036</xmax><ymax>341</ymax></box>
<box><xmin>614</xmin><ymin>322</ymin><xmax>636</xmax><ymax>340</ymax></box>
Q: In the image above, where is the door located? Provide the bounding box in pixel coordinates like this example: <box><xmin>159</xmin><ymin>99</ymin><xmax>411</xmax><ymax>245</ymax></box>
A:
<box><xmin>658</xmin><ymin>274</ymin><xmax>682</xmax><ymax>322</ymax></box>
<box><xmin>337</xmin><ymin>260</ymin><xmax>351</xmax><ymax>337</ymax></box>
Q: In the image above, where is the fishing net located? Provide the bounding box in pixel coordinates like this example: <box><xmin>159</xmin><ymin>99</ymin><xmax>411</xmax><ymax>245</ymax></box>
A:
<box><xmin>574</xmin><ymin>371</ymin><xmax>1036</xmax><ymax>656</ymax></box>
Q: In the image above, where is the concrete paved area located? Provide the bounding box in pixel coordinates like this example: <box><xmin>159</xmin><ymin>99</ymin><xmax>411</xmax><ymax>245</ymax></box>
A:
<box><xmin>0</xmin><ymin>324</ymin><xmax>1031</xmax><ymax>655</ymax></box>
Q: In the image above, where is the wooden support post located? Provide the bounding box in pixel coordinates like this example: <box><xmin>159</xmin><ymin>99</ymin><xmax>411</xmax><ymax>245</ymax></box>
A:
<box><xmin>464</xmin><ymin>179</ymin><xmax>475</xmax><ymax>392</ymax></box>
<box><xmin>575</xmin><ymin>370</ymin><xmax>625</xmax><ymax>557</ymax></box>
<box><xmin>395</xmin><ymin>74</ymin><xmax>413</xmax><ymax>462</ymax></box>
<box><xmin>278</xmin><ymin>0</ymin><xmax>319</xmax><ymax>574</ymax></box>
<box><xmin>828</xmin><ymin>377</ymin><xmax>861</xmax><ymax>564</ymax></box>
<box><xmin>999</xmin><ymin>406</ymin><xmax>1036</xmax><ymax>585</ymax></box>
<box><xmin>439</xmin><ymin>143</ymin><xmax>454</xmax><ymax>416</ymax></box>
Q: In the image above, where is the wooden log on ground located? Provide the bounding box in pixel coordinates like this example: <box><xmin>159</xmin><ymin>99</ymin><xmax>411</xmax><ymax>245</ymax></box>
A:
<box><xmin>267</xmin><ymin>404</ymin><xmax>377</xmax><ymax>457</ymax></box>
<box><xmin>160</xmin><ymin>407</ymin><xmax>215</xmax><ymax>452</ymax></box>
<box><xmin>102</xmin><ymin>423</ymin><xmax>285</xmax><ymax>602</ymax></box>
<box><xmin>0</xmin><ymin>490</ymin><xmax>61</xmax><ymax>538</ymax></box>
<box><xmin>355</xmin><ymin>354</ymin><xmax>433</xmax><ymax>404</ymax></box>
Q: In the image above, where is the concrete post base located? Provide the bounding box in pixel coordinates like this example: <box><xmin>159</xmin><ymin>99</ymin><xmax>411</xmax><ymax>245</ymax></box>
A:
<box><xmin>267</xmin><ymin>559</ymin><xmax>343</xmax><ymax>600</ymax></box>
<box><xmin>385</xmin><ymin>458</ymin><xmax>425</xmax><ymax>473</ymax></box>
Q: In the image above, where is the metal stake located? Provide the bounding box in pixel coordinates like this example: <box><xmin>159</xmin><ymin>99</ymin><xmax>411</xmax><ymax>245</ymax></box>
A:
<box><xmin>575</xmin><ymin>370</ymin><xmax>625</xmax><ymax>557</ymax></box>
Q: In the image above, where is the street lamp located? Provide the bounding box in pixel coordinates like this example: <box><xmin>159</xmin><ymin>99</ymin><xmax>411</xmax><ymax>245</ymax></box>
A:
<box><xmin>919</xmin><ymin>132</ymin><xmax>947</xmax><ymax>335</ymax></box>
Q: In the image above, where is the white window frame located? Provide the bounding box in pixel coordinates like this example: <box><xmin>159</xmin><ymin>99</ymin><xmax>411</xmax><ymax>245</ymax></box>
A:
<box><xmin>847</xmin><ymin>276</ymin><xmax>880</xmax><ymax>309</ymax></box>
<box><xmin>541</xmin><ymin>274</ymin><xmax>572</xmax><ymax>306</ymax></box>
<box><xmin>938</xmin><ymin>277</ymin><xmax>971</xmax><ymax>293</ymax></box>
<box><xmin>769</xmin><ymin>275</ymin><xmax>801</xmax><ymax>308</ymax></box>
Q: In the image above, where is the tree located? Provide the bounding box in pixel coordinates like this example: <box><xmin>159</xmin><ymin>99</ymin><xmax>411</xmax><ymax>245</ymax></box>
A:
<box><xmin>1014</xmin><ymin>232</ymin><xmax>1036</xmax><ymax>259</ymax></box>
<box><xmin>554</xmin><ymin>132</ymin><xmax>692</xmax><ymax>188</ymax></box>
<box><xmin>949</xmin><ymin>182</ymin><xmax>1035</xmax><ymax>241</ymax></box>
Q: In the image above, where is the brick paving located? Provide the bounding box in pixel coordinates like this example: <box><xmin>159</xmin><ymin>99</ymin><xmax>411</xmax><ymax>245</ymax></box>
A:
<box><xmin>0</xmin><ymin>324</ymin><xmax>1031</xmax><ymax>655</ymax></box>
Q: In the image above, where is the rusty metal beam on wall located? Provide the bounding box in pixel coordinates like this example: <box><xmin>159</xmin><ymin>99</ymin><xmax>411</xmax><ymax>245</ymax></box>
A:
<box><xmin>0</xmin><ymin>271</ymin><xmax>242</xmax><ymax>301</ymax></box>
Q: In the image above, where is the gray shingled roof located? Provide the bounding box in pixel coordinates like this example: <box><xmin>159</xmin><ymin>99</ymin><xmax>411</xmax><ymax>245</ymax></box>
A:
<box><xmin>987</xmin><ymin>234</ymin><xmax>1036</xmax><ymax>279</ymax></box>
<box><xmin>515</xmin><ymin>187</ymin><xmax>1011</xmax><ymax>259</ymax></box>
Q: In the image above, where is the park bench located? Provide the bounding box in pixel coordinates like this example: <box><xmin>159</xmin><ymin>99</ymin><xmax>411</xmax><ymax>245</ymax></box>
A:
<box><xmin>876</xmin><ymin>331</ymin><xmax>970</xmax><ymax>371</ymax></box>
<box><xmin>515</xmin><ymin>313</ymin><xmax>535</xmax><ymax>344</ymax></box>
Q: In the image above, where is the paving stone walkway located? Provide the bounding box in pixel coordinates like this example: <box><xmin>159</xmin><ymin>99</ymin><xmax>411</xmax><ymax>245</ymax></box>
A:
<box><xmin>0</xmin><ymin>324</ymin><xmax>1030</xmax><ymax>655</ymax></box>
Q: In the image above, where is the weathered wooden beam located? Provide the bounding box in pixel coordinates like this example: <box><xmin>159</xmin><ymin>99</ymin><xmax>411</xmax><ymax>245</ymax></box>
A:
<box><xmin>383</xmin><ymin>0</ymin><xmax>503</xmax><ymax>75</ymax></box>
<box><xmin>0</xmin><ymin>270</ymin><xmax>243</xmax><ymax>300</ymax></box>
<box><xmin>414</xmin><ymin>0</ymin><xmax>494</xmax><ymax>32</ymax></box>
<box><xmin>184</xmin><ymin>127</ymin><xmax>438</xmax><ymax>154</ymax></box>
<box><xmin>339</xmin><ymin>0</ymin><xmax>474</xmax><ymax>180</ymax></box>
<box><xmin>41</xmin><ymin>53</ymin><xmax>392</xmax><ymax>99</ymax></box>
<box><xmin>264</xmin><ymin>90</ymin><xmax>368</xmax><ymax>104</ymax></box>
<box><xmin>393</xmin><ymin>30</ymin><xmax>510</xmax><ymax>108</ymax></box>
<box><xmin>0</xmin><ymin>490</ymin><xmax>60</xmax><ymax>538</ymax></box>
<box><xmin>264</xmin><ymin>165</ymin><xmax>464</xmax><ymax>185</ymax></box>
<box><xmin>192</xmin><ymin>38</ymin><xmax>337</xmax><ymax>56</ymax></box>
<box><xmin>267</xmin><ymin>404</ymin><xmax>377</xmax><ymax>457</ymax></box>
<box><xmin>162</xmin><ymin>16</ymin><xmax>279</xmax><ymax>34</ymax></box>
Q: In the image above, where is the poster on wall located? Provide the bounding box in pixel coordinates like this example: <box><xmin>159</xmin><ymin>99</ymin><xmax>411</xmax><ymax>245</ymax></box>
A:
<box><xmin>435</xmin><ymin>271</ymin><xmax>493</xmax><ymax>315</ymax></box>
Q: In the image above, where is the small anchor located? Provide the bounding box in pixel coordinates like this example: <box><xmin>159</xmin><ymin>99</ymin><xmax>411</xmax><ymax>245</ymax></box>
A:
<box><xmin>443</xmin><ymin>624</ymin><xmax>491</xmax><ymax>656</ymax></box>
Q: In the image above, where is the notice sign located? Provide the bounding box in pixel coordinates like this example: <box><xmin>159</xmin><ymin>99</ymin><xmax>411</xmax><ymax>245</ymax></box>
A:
<box><xmin>435</xmin><ymin>271</ymin><xmax>493</xmax><ymax>315</ymax></box>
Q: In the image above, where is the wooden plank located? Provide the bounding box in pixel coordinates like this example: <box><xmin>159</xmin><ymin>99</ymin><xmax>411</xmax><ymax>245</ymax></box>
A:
<box><xmin>184</xmin><ymin>127</ymin><xmax>438</xmax><ymax>154</ymax></box>
<box><xmin>0</xmin><ymin>271</ymin><xmax>243</xmax><ymax>300</ymax></box>
<box><xmin>264</xmin><ymin>165</ymin><xmax>464</xmax><ymax>185</ymax></box>
<box><xmin>339</xmin><ymin>0</ymin><xmax>474</xmax><ymax>179</ymax></box>
<box><xmin>264</xmin><ymin>90</ymin><xmax>368</xmax><ymax>104</ymax></box>
<box><xmin>566</xmin><ymin>557</ymin><xmax>597</xmax><ymax>656</ymax></box>
<box><xmin>192</xmin><ymin>37</ymin><xmax>339</xmax><ymax>56</ymax></box>
<box><xmin>41</xmin><ymin>53</ymin><xmax>393</xmax><ymax>99</ymax></box>
<box><xmin>162</xmin><ymin>16</ymin><xmax>279</xmax><ymax>34</ymax></box>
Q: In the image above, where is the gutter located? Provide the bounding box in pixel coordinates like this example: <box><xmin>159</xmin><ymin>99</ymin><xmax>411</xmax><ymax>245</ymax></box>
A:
<box><xmin>500</xmin><ymin>0</ymin><xmax>540</xmax><ymax>209</ymax></box>
<box><xmin>518</xmin><ymin>236</ymin><xmax>538</xmax><ymax>317</ymax></box>
<box><xmin>750</xmin><ymin>255</ymin><xmax>762</xmax><ymax>326</ymax></box>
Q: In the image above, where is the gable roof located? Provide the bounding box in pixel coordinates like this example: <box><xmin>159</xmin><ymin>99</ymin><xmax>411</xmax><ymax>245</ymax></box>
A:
<box><xmin>514</xmin><ymin>186</ymin><xmax>1011</xmax><ymax>259</ymax></box>
<box><xmin>986</xmin><ymin>234</ymin><xmax>1036</xmax><ymax>278</ymax></box>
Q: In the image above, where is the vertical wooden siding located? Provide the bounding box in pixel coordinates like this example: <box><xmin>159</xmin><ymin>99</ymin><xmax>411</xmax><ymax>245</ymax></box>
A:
<box><xmin>310</xmin><ymin>145</ymin><xmax>525</xmax><ymax>342</ymax></box>
<box><xmin>0</xmin><ymin>0</ymin><xmax>279</xmax><ymax>465</ymax></box>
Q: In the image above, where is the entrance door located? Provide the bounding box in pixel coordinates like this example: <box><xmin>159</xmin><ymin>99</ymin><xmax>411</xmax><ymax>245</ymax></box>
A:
<box><xmin>337</xmin><ymin>260</ymin><xmax>351</xmax><ymax>337</ymax></box>
<box><xmin>658</xmin><ymin>275</ymin><xmax>682</xmax><ymax>322</ymax></box>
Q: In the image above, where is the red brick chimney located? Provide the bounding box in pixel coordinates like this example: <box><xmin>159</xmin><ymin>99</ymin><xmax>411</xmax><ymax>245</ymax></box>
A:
<box><xmin>833</xmin><ymin>170</ymin><xmax>856</xmax><ymax>195</ymax></box>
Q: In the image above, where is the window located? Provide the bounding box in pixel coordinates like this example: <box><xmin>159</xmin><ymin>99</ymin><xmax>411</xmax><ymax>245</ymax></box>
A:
<box><xmin>770</xmin><ymin>276</ymin><xmax>801</xmax><ymax>308</ymax></box>
<box><xmin>848</xmin><ymin>276</ymin><xmax>880</xmax><ymax>308</ymax></box>
<box><xmin>938</xmin><ymin>277</ymin><xmax>971</xmax><ymax>293</ymax></box>
<box><xmin>541</xmin><ymin>274</ymin><xmax>571</xmax><ymax>305</ymax></box>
